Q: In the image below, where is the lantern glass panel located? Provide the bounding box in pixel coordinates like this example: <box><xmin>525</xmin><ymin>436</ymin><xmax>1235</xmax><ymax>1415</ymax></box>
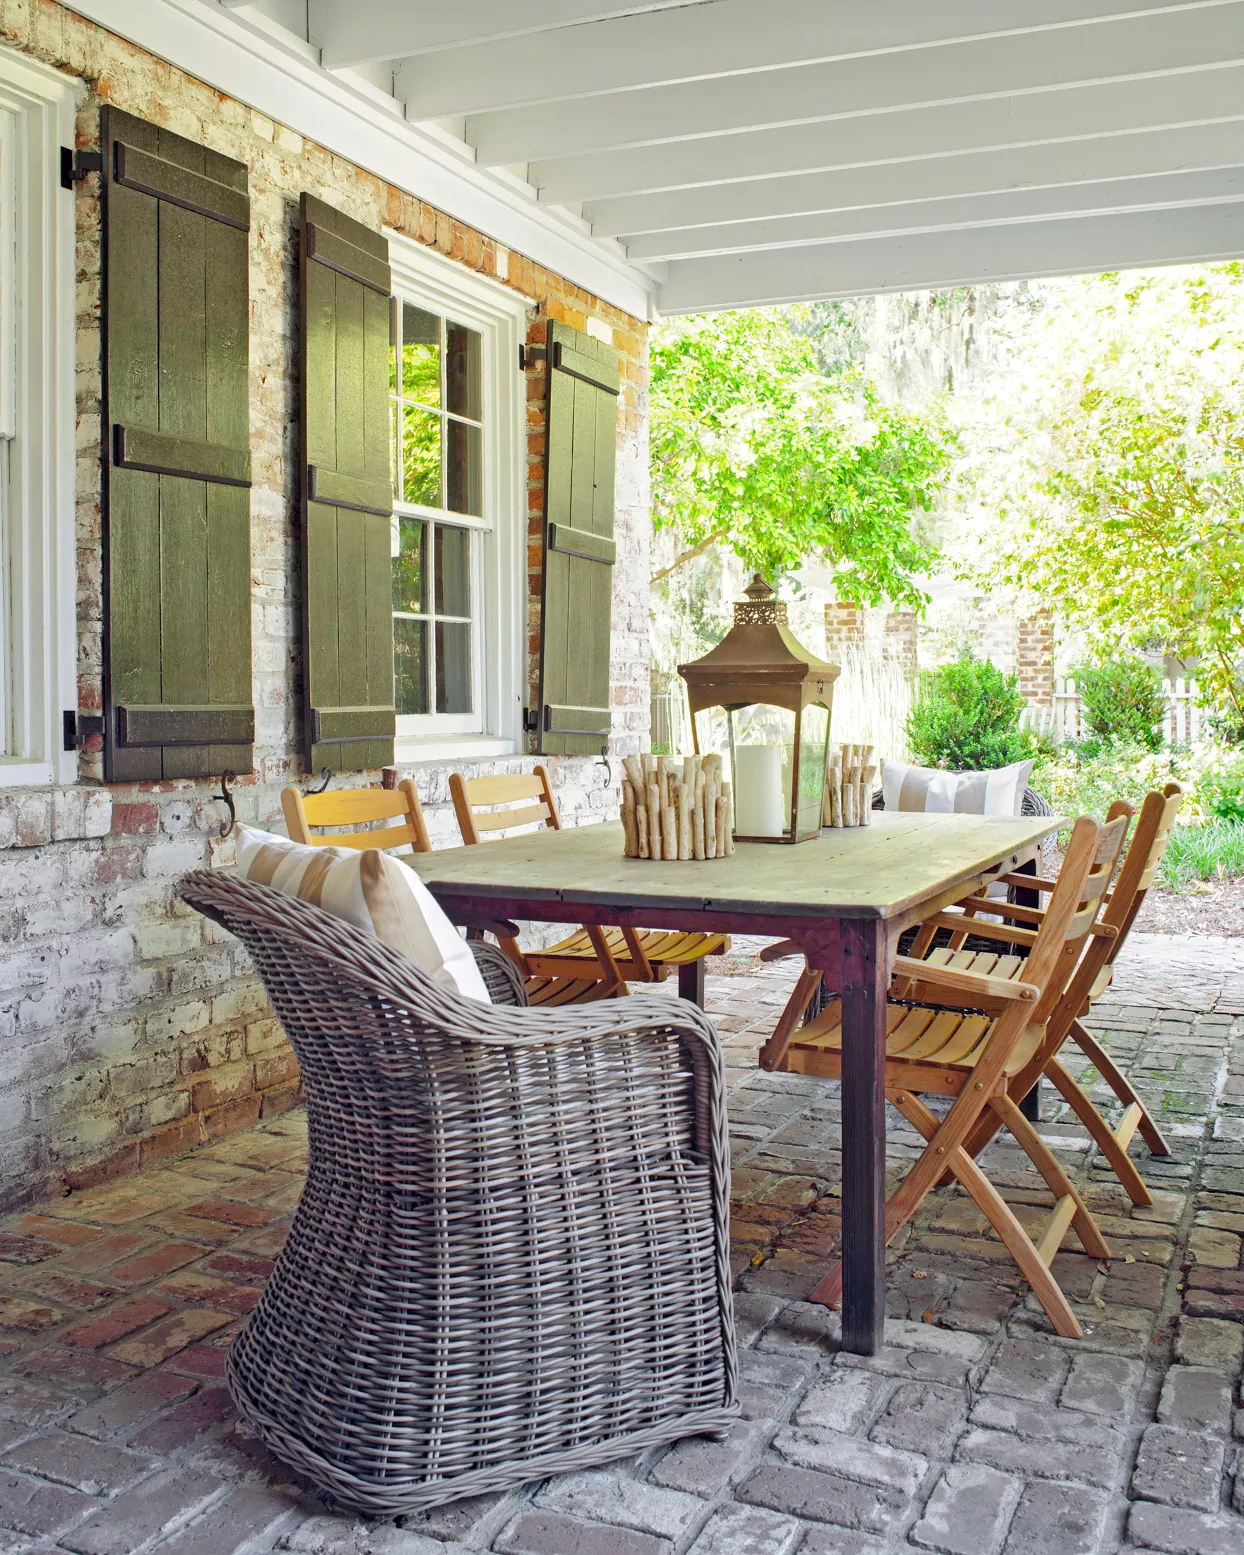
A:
<box><xmin>727</xmin><ymin>703</ymin><xmax>795</xmax><ymax>840</ymax></box>
<box><xmin>796</xmin><ymin>703</ymin><xmax>831</xmax><ymax>840</ymax></box>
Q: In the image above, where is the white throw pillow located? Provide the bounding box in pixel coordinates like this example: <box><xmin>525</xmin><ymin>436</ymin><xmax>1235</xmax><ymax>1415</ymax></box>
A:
<box><xmin>235</xmin><ymin>825</ymin><xmax>490</xmax><ymax>1004</ymax></box>
<box><xmin>881</xmin><ymin>759</ymin><xmax>1033</xmax><ymax>817</ymax></box>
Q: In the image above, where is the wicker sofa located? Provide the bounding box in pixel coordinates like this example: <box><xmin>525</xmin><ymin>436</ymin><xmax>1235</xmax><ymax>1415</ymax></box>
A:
<box><xmin>178</xmin><ymin>871</ymin><xmax>738</xmax><ymax>1515</ymax></box>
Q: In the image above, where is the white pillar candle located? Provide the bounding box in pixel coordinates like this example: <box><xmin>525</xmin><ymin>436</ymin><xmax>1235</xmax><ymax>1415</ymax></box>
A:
<box><xmin>733</xmin><ymin>744</ymin><xmax>785</xmax><ymax>837</ymax></box>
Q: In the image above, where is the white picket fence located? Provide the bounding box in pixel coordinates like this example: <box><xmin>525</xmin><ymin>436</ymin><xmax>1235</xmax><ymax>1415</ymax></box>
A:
<box><xmin>1022</xmin><ymin>678</ymin><xmax>1204</xmax><ymax>746</ymax></box>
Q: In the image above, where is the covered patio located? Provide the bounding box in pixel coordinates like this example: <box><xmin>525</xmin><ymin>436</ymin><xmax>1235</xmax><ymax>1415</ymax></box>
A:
<box><xmin>0</xmin><ymin>933</ymin><xmax>1240</xmax><ymax>1553</ymax></box>
<box><xmin>0</xmin><ymin>2</ymin><xmax>1241</xmax><ymax>1552</ymax></box>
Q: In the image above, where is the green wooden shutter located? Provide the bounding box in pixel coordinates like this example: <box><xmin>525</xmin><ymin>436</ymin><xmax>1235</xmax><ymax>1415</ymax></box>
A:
<box><xmin>101</xmin><ymin>107</ymin><xmax>254</xmax><ymax>782</ymax></box>
<box><xmin>538</xmin><ymin>319</ymin><xmax>621</xmax><ymax>756</ymax></box>
<box><xmin>299</xmin><ymin>194</ymin><xmax>395</xmax><ymax>773</ymax></box>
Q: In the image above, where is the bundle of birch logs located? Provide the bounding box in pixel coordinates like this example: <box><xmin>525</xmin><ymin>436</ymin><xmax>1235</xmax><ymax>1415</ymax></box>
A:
<box><xmin>824</xmin><ymin>743</ymin><xmax>878</xmax><ymax>828</ymax></box>
<box><xmin>620</xmin><ymin>753</ymin><xmax>735</xmax><ymax>860</ymax></box>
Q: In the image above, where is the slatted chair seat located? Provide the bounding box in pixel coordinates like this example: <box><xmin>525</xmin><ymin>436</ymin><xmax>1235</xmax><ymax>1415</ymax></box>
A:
<box><xmin>771</xmin><ymin>811</ymin><xmax>1129</xmax><ymax>1340</ymax></box>
<box><xmin>786</xmin><ymin>998</ymin><xmax>1047</xmax><ymax>1087</ymax></box>
<box><xmin>450</xmin><ymin>766</ymin><xmax>729</xmax><ymax>999</ymax></box>
<box><xmin>529</xmin><ymin>926</ymin><xmax>732</xmax><ymax>981</ymax></box>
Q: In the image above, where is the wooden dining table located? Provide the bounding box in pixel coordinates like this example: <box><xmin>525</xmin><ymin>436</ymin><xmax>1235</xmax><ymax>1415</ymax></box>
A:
<box><xmin>406</xmin><ymin>809</ymin><xmax>1059</xmax><ymax>1356</ymax></box>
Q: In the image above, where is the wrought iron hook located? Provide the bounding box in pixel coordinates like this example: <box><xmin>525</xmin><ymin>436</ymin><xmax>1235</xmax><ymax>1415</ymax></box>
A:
<box><xmin>307</xmin><ymin>769</ymin><xmax>332</xmax><ymax>796</ymax></box>
<box><xmin>596</xmin><ymin>754</ymin><xmax>613</xmax><ymax>786</ymax></box>
<box><xmin>214</xmin><ymin>770</ymin><xmax>237</xmax><ymax>839</ymax></box>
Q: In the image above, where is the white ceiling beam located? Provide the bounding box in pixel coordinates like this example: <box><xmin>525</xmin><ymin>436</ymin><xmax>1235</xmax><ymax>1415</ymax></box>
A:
<box><xmin>311</xmin><ymin>0</ymin><xmax>708</xmax><ymax>70</ymax></box>
<box><xmin>62</xmin><ymin>0</ymin><xmax>658</xmax><ymax>317</ymax></box>
<box><xmin>469</xmin><ymin>4</ymin><xmax>1244</xmax><ymax>165</ymax></box>
<box><xmin>531</xmin><ymin>63</ymin><xmax>1244</xmax><ymax>202</ymax></box>
<box><xmin>625</xmin><ymin>167</ymin><xmax>1244</xmax><ymax>260</ymax></box>
<box><xmin>658</xmin><ymin>203</ymin><xmax>1244</xmax><ymax>312</ymax></box>
<box><xmin>589</xmin><ymin>120</ymin><xmax>1244</xmax><ymax>237</ymax></box>
<box><xmin>393</xmin><ymin>0</ymin><xmax>1212</xmax><ymax>120</ymax></box>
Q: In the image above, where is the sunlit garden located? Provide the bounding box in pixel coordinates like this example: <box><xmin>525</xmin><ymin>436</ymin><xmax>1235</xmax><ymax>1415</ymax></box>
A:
<box><xmin>649</xmin><ymin>262</ymin><xmax>1244</xmax><ymax>931</ymax></box>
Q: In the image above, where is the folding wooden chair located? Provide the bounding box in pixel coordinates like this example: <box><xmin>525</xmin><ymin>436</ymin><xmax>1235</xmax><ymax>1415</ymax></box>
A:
<box><xmin>450</xmin><ymin>765</ymin><xmax>729</xmax><ymax>1004</ymax></box>
<box><xmin>774</xmin><ymin>813</ymin><xmax>1128</xmax><ymax>1339</ymax></box>
<box><xmin>282</xmin><ymin>779</ymin><xmax>431</xmax><ymax>853</ymax></box>
<box><xmin>928</xmin><ymin>784</ymin><xmax>1183</xmax><ymax>1205</ymax></box>
<box><xmin>761</xmin><ymin>782</ymin><xmax>1055</xmax><ymax>1050</ymax></box>
<box><xmin>281</xmin><ymin>778</ymin><xmax>617</xmax><ymax>1007</ymax></box>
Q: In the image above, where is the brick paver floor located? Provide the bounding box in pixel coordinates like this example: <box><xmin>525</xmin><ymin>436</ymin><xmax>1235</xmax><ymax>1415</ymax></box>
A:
<box><xmin>0</xmin><ymin>932</ymin><xmax>1241</xmax><ymax>1555</ymax></box>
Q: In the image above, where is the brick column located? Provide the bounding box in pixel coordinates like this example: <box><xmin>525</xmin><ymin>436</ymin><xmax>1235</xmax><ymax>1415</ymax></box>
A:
<box><xmin>882</xmin><ymin>611</ymin><xmax>918</xmax><ymax>682</ymax></box>
<box><xmin>825</xmin><ymin>601</ymin><xmax>865</xmax><ymax>660</ymax></box>
<box><xmin>1017</xmin><ymin>610</ymin><xmax>1055</xmax><ymax>707</ymax></box>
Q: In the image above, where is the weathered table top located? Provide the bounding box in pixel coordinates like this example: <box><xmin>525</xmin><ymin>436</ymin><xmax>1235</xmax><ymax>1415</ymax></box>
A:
<box><xmin>405</xmin><ymin>812</ymin><xmax>1059</xmax><ymax>923</ymax></box>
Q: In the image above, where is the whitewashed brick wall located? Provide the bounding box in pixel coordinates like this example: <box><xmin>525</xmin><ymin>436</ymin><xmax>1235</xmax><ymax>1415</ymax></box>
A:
<box><xmin>0</xmin><ymin>2</ymin><xmax>650</xmax><ymax>1208</ymax></box>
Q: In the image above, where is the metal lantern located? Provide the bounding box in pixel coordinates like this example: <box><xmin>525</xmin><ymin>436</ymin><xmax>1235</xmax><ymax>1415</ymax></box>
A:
<box><xmin>678</xmin><ymin>576</ymin><xmax>839</xmax><ymax>844</ymax></box>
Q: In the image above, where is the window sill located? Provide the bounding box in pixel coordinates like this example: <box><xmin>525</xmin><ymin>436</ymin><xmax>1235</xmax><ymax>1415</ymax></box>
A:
<box><xmin>394</xmin><ymin>735</ymin><xmax>518</xmax><ymax>765</ymax></box>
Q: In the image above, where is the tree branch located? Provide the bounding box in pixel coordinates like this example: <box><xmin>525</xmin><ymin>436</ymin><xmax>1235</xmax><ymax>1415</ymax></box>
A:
<box><xmin>650</xmin><ymin>530</ymin><xmax>727</xmax><ymax>585</ymax></box>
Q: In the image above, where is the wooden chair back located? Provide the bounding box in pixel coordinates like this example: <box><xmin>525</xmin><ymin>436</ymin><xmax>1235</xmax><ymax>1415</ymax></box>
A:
<box><xmin>281</xmin><ymin>780</ymin><xmax>431</xmax><ymax>854</ymax></box>
<box><xmin>450</xmin><ymin>765</ymin><xmax>560</xmax><ymax>846</ymax></box>
<box><xmin>1100</xmin><ymin>782</ymin><xmax>1182</xmax><ymax>953</ymax></box>
<box><xmin>1023</xmin><ymin>812</ymin><xmax>1130</xmax><ymax>1025</ymax></box>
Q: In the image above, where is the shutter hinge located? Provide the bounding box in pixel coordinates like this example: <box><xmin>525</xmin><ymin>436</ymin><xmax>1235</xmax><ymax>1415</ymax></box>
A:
<box><xmin>522</xmin><ymin>708</ymin><xmax>540</xmax><ymax>734</ymax></box>
<box><xmin>63</xmin><ymin>710</ymin><xmax>105</xmax><ymax>751</ymax></box>
<box><xmin>518</xmin><ymin>344</ymin><xmax>546</xmax><ymax>372</ymax></box>
<box><xmin>60</xmin><ymin>148</ymin><xmax>103</xmax><ymax>190</ymax></box>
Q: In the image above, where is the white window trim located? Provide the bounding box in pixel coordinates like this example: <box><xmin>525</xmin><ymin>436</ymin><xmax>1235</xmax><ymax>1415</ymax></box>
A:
<box><xmin>0</xmin><ymin>48</ymin><xmax>79</xmax><ymax>788</ymax></box>
<box><xmin>386</xmin><ymin>233</ymin><xmax>530</xmax><ymax>765</ymax></box>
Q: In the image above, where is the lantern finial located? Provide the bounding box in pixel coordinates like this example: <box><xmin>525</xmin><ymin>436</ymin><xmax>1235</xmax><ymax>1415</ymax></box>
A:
<box><xmin>735</xmin><ymin>575</ymin><xmax>785</xmax><ymax>627</ymax></box>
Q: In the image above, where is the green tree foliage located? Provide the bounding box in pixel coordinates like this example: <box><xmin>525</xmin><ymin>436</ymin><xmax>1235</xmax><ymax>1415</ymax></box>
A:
<box><xmin>955</xmin><ymin>265</ymin><xmax>1244</xmax><ymax>726</ymax></box>
<box><xmin>906</xmin><ymin>658</ymin><xmax>1028</xmax><ymax>770</ymax></box>
<box><xmin>649</xmin><ymin>310</ymin><xmax>949</xmax><ymax>604</ymax></box>
<box><xmin>1073</xmin><ymin>656</ymin><xmax>1165</xmax><ymax>750</ymax></box>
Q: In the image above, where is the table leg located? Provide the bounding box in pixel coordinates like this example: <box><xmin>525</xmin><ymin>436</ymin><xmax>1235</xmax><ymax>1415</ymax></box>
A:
<box><xmin>678</xmin><ymin>959</ymin><xmax>706</xmax><ymax>1008</ymax></box>
<box><xmin>812</xmin><ymin>917</ymin><xmax>887</xmax><ymax>1354</ymax></box>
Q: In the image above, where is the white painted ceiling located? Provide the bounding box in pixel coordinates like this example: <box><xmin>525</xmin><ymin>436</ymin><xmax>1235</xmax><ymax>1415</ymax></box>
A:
<box><xmin>226</xmin><ymin>2</ymin><xmax>1244</xmax><ymax>311</ymax></box>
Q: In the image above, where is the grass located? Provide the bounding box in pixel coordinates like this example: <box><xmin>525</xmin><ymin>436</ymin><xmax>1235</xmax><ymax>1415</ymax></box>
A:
<box><xmin>1160</xmin><ymin>819</ymin><xmax>1244</xmax><ymax>891</ymax></box>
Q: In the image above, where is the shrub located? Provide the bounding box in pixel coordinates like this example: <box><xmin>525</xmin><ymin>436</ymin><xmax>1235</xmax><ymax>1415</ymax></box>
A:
<box><xmin>1203</xmin><ymin>764</ymin><xmax>1244</xmax><ymax>822</ymax></box>
<box><xmin>906</xmin><ymin>658</ymin><xmax>1028</xmax><ymax>770</ymax></box>
<box><xmin>1073</xmin><ymin>657</ymin><xmax>1164</xmax><ymax>750</ymax></box>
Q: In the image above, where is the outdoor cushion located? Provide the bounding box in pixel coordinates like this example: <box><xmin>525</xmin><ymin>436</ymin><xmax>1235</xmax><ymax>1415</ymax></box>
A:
<box><xmin>881</xmin><ymin>758</ymin><xmax>1033</xmax><ymax>817</ymax></box>
<box><xmin>235</xmin><ymin>825</ymin><xmax>490</xmax><ymax>1004</ymax></box>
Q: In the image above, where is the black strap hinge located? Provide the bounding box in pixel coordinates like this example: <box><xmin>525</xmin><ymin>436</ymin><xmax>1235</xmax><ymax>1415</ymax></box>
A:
<box><xmin>63</xmin><ymin>711</ymin><xmax>105</xmax><ymax>751</ymax></box>
<box><xmin>519</xmin><ymin>344</ymin><xmax>546</xmax><ymax>371</ymax></box>
<box><xmin>522</xmin><ymin>708</ymin><xmax>539</xmax><ymax>733</ymax></box>
<box><xmin>61</xmin><ymin>148</ymin><xmax>103</xmax><ymax>190</ymax></box>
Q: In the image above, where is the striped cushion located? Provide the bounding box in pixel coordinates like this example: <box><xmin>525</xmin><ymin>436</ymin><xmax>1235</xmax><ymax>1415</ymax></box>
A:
<box><xmin>235</xmin><ymin>825</ymin><xmax>490</xmax><ymax>1003</ymax></box>
<box><xmin>881</xmin><ymin>759</ymin><xmax>1033</xmax><ymax>817</ymax></box>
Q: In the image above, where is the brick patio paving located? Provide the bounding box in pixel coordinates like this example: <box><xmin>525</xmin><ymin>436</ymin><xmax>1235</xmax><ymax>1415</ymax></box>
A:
<box><xmin>0</xmin><ymin>933</ymin><xmax>1241</xmax><ymax>1555</ymax></box>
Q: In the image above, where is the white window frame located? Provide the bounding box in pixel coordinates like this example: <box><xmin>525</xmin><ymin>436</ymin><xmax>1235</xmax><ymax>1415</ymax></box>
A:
<box><xmin>0</xmin><ymin>48</ymin><xmax>78</xmax><ymax>788</ymax></box>
<box><xmin>385</xmin><ymin>232</ymin><xmax>529</xmax><ymax>764</ymax></box>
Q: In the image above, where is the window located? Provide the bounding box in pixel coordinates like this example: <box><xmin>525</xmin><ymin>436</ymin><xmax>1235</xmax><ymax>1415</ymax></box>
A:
<box><xmin>385</xmin><ymin>237</ymin><xmax>527</xmax><ymax>760</ymax></box>
<box><xmin>0</xmin><ymin>49</ymin><xmax>77</xmax><ymax>787</ymax></box>
<box><xmin>390</xmin><ymin>305</ymin><xmax>484</xmax><ymax>731</ymax></box>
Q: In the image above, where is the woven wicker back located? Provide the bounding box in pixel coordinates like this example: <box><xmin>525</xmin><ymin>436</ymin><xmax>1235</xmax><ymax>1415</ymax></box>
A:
<box><xmin>176</xmin><ymin>869</ymin><xmax>737</xmax><ymax>1513</ymax></box>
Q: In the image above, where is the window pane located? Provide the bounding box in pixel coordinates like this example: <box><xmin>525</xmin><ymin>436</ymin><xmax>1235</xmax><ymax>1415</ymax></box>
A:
<box><xmin>392</xmin><ymin>516</ymin><xmax>427</xmax><ymax>613</ymax></box>
<box><xmin>394</xmin><ymin>617</ymin><xmax>429</xmax><ymax>715</ymax></box>
<box><xmin>402</xmin><ymin>303</ymin><xmax>441</xmax><ymax>407</ymax></box>
<box><xmin>446</xmin><ymin>322</ymin><xmax>482</xmax><ymax>420</ymax></box>
<box><xmin>434</xmin><ymin>524</ymin><xmax>471</xmax><ymax>617</ymax></box>
<box><xmin>436</xmin><ymin>621</ymin><xmax>472</xmax><ymax>714</ymax></box>
<box><xmin>401</xmin><ymin>405</ymin><xmax>442</xmax><ymax>508</ymax></box>
<box><xmin>445</xmin><ymin>417</ymin><xmax>482</xmax><ymax>517</ymax></box>
<box><xmin>389</xmin><ymin>400</ymin><xmax>398</xmax><ymax>496</ymax></box>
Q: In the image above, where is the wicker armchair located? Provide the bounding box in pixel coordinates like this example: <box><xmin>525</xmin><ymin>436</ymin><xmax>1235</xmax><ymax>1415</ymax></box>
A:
<box><xmin>177</xmin><ymin>871</ymin><xmax>738</xmax><ymax>1516</ymax></box>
